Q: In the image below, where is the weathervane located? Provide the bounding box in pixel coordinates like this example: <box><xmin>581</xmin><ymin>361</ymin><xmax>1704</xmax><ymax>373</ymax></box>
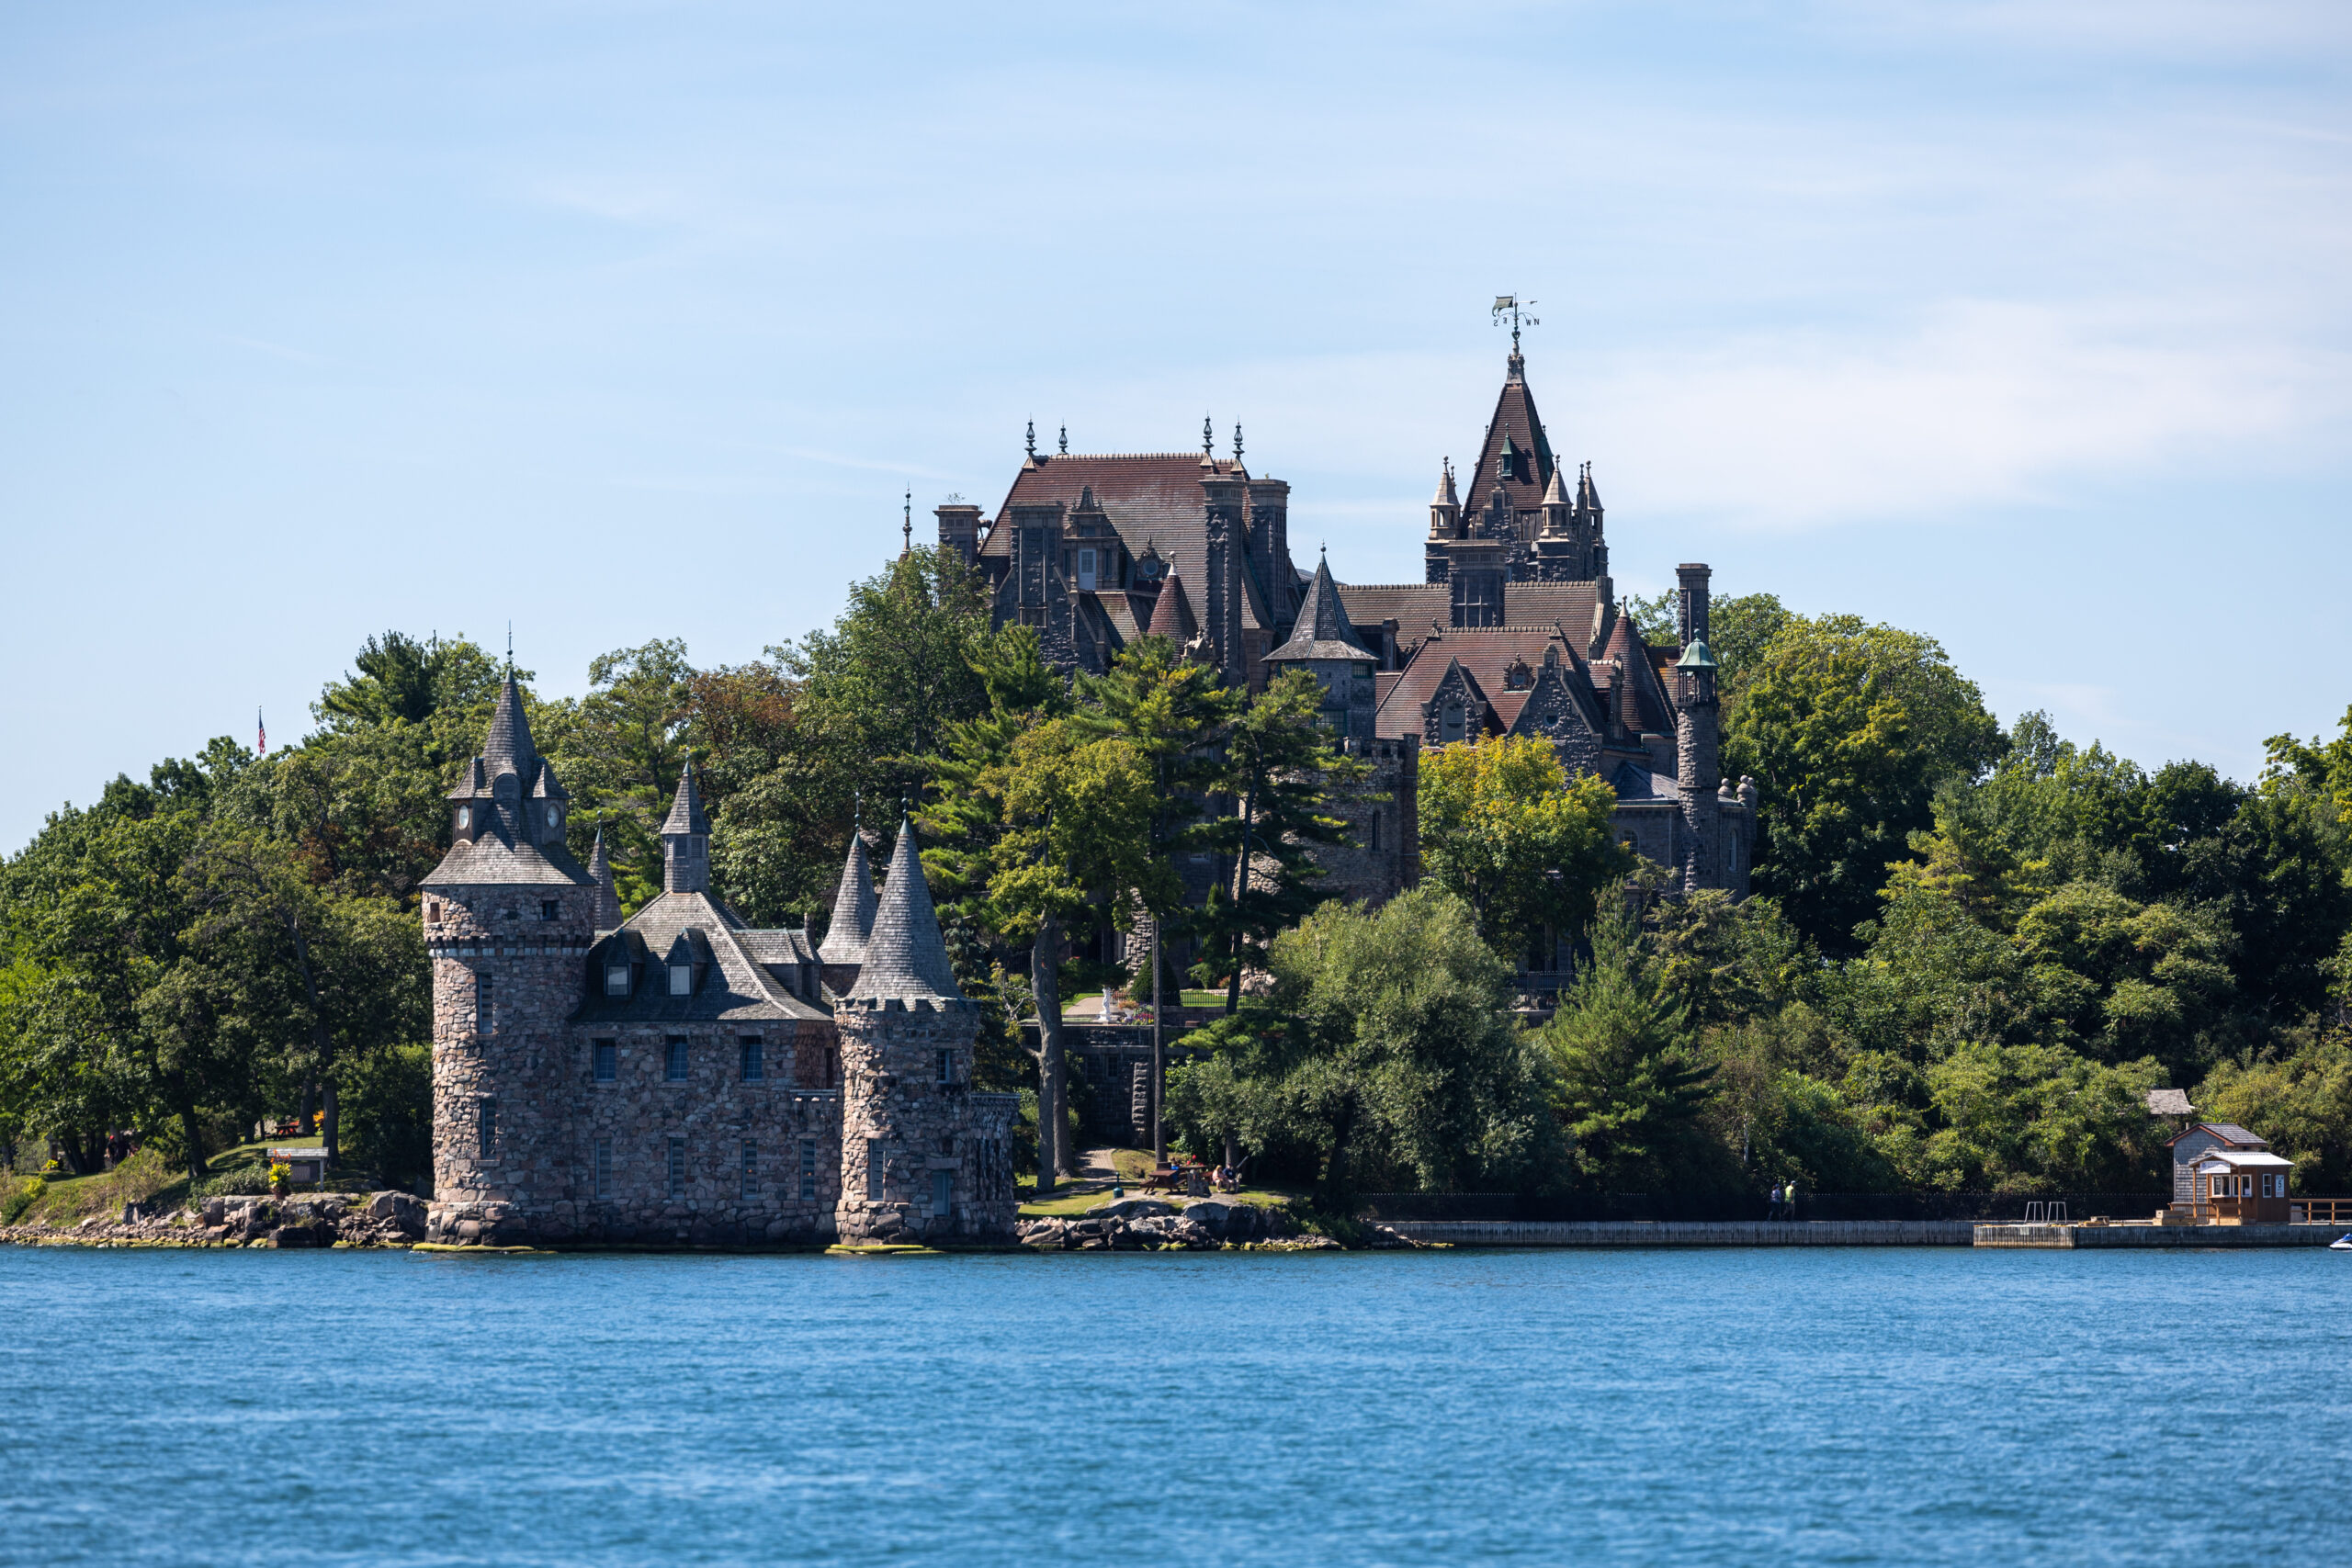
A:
<box><xmin>1492</xmin><ymin>294</ymin><xmax>1540</xmax><ymax>355</ymax></box>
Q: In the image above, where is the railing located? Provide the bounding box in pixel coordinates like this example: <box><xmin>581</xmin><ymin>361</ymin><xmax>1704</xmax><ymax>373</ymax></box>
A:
<box><xmin>2290</xmin><ymin>1197</ymin><xmax>2352</xmax><ymax>1226</ymax></box>
<box><xmin>2022</xmin><ymin>1201</ymin><xmax>2069</xmax><ymax>1224</ymax></box>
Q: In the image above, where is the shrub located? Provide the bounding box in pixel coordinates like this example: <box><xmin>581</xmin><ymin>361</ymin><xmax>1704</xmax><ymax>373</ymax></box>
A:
<box><xmin>189</xmin><ymin>1166</ymin><xmax>275</xmax><ymax>1201</ymax></box>
<box><xmin>2</xmin><ymin>1178</ymin><xmax>41</xmax><ymax>1225</ymax></box>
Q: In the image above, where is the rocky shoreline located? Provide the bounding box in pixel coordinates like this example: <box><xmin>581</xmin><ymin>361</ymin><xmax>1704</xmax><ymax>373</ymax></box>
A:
<box><xmin>3</xmin><ymin>1191</ymin><xmax>1428</xmax><ymax>1253</ymax></box>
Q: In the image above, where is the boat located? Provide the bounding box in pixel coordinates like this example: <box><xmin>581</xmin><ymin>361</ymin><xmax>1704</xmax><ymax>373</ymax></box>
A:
<box><xmin>2332</xmin><ymin>1234</ymin><xmax>2352</xmax><ymax>1251</ymax></box>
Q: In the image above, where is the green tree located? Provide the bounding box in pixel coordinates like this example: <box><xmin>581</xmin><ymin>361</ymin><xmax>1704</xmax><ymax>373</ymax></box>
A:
<box><xmin>1166</xmin><ymin>887</ymin><xmax>1551</xmax><ymax>1204</ymax></box>
<box><xmin>1538</xmin><ymin>906</ymin><xmax>1723</xmax><ymax>1192</ymax></box>
<box><xmin>1724</xmin><ymin>614</ymin><xmax>2005</xmax><ymax>954</ymax></box>
<box><xmin>1418</xmin><ymin>733</ymin><xmax>1628</xmax><ymax>963</ymax></box>
<box><xmin>1198</xmin><ymin>668</ymin><xmax>1365</xmax><ymax>1010</ymax></box>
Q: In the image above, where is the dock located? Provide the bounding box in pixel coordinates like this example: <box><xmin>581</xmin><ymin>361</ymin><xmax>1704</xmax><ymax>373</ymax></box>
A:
<box><xmin>1374</xmin><ymin>1219</ymin><xmax>2348</xmax><ymax>1248</ymax></box>
<box><xmin>1973</xmin><ymin>1222</ymin><xmax>2347</xmax><ymax>1248</ymax></box>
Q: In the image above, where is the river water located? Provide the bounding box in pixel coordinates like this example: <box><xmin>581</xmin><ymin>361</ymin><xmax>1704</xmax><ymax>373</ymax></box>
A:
<box><xmin>1</xmin><ymin>1245</ymin><xmax>2343</xmax><ymax>1565</ymax></box>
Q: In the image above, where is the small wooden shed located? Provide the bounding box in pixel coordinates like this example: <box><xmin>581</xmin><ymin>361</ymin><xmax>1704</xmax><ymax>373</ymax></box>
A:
<box><xmin>2169</xmin><ymin>1122</ymin><xmax>2291</xmax><ymax>1222</ymax></box>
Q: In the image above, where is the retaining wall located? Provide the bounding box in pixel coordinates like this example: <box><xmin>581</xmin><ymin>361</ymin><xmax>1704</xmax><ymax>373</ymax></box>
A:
<box><xmin>1975</xmin><ymin>1223</ymin><xmax>2347</xmax><ymax>1248</ymax></box>
<box><xmin>1383</xmin><ymin>1220</ymin><xmax>1973</xmax><ymax>1247</ymax></box>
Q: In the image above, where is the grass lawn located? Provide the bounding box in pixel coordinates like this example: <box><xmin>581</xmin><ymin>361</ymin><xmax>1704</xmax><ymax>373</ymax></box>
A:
<box><xmin>1176</xmin><ymin>990</ymin><xmax>1228</xmax><ymax>1009</ymax></box>
<box><xmin>6</xmin><ymin>1134</ymin><xmax>350</xmax><ymax>1230</ymax></box>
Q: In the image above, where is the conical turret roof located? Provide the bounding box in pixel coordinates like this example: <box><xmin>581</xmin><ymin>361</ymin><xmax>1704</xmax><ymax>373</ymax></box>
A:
<box><xmin>660</xmin><ymin>763</ymin><xmax>711</xmax><ymax>835</ymax></box>
<box><xmin>847</xmin><ymin>817</ymin><xmax>964</xmax><ymax>1002</ymax></box>
<box><xmin>1431</xmin><ymin>462</ymin><xmax>1459</xmax><ymax>509</ymax></box>
<box><xmin>587</xmin><ymin>826</ymin><xmax>622</xmax><ymax>930</ymax></box>
<box><xmin>818</xmin><ymin>830</ymin><xmax>876</xmax><ymax>965</ymax></box>
<box><xmin>1268</xmin><ymin>555</ymin><xmax>1374</xmax><ymax>663</ymax></box>
<box><xmin>1146</xmin><ymin>571</ymin><xmax>1195</xmax><ymax>642</ymax></box>
<box><xmin>1542</xmin><ymin>465</ymin><xmax>1570</xmax><ymax>507</ymax></box>
<box><xmin>481</xmin><ymin>677</ymin><xmax>537</xmax><ymax>778</ymax></box>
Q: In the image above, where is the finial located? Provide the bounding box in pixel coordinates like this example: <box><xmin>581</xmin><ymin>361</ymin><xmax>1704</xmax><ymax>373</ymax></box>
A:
<box><xmin>1203</xmin><ymin>413</ymin><xmax>1214</xmax><ymax>456</ymax></box>
<box><xmin>1233</xmin><ymin>422</ymin><xmax>1243</xmax><ymax>463</ymax></box>
<box><xmin>854</xmin><ymin>788</ymin><xmax>862</xmax><ymax>829</ymax></box>
<box><xmin>1491</xmin><ymin>294</ymin><xmax>1538</xmax><ymax>356</ymax></box>
<box><xmin>1058</xmin><ymin>423</ymin><xmax>1068</xmax><ymax>455</ymax></box>
<box><xmin>902</xmin><ymin>488</ymin><xmax>912</xmax><ymax>551</ymax></box>
<box><xmin>1025</xmin><ymin>419</ymin><xmax>1036</xmax><ymax>457</ymax></box>
<box><xmin>505</xmin><ymin>621</ymin><xmax>514</xmax><ymax>678</ymax></box>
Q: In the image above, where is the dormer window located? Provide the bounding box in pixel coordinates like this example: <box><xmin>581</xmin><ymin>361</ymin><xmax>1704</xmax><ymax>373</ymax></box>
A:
<box><xmin>546</xmin><ymin>807</ymin><xmax>560</xmax><ymax>833</ymax></box>
<box><xmin>1077</xmin><ymin>547</ymin><xmax>1098</xmax><ymax>590</ymax></box>
<box><xmin>605</xmin><ymin>964</ymin><xmax>630</xmax><ymax>997</ymax></box>
<box><xmin>457</xmin><ymin>807</ymin><xmax>471</xmax><ymax>830</ymax></box>
<box><xmin>1442</xmin><ymin>705</ymin><xmax>1465</xmax><ymax>743</ymax></box>
<box><xmin>669</xmin><ymin>964</ymin><xmax>693</xmax><ymax>997</ymax></box>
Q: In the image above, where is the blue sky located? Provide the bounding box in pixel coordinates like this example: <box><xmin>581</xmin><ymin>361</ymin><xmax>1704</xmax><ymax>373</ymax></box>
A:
<box><xmin>3</xmin><ymin>1</ymin><xmax>2346</xmax><ymax>850</ymax></box>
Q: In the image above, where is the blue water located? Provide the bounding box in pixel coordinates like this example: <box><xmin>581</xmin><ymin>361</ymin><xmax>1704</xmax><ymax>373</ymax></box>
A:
<box><xmin>2</xmin><ymin>1247</ymin><xmax>2345</xmax><ymax>1566</ymax></box>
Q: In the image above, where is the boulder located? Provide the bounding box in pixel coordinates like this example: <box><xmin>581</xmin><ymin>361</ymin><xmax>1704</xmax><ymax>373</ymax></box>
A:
<box><xmin>1085</xmin><ymin>1198</ymin><xmax>1177</xmax><ymax>1221</ymax></box>
<box><xmin>270</xmin><ymin>1224</ymin><xmax>321</xmax><ymax>1248</ymax></box>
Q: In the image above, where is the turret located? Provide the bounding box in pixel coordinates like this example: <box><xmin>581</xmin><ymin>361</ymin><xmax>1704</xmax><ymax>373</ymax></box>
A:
<box><xmin>833</xmin><ymin>818</ymin><xmax>1016</xmax><ymax>1246</ymax></box>
<box><xmin>1425</xmin><ymin>459</ymin><xmax>1461</xmax><ymax>585</ymax></box>
<box><xmin>587</xmin><ymin>826</ymin><xmax>622</xmax><ymax>931</ymax></box>
<box><xmin>1264</xmin><ymin>552</ymin><xmax>1378</xmax><ymax>744</ymax></box>
<box><xmin>661</xmin><ymin>763</ymin><xmax>711</xmax><ymax>895</ymax></box>
<box><xmin>819</xmin><ymin>828</ymin><xmax>876</xmax><ymax>989</ymax></box>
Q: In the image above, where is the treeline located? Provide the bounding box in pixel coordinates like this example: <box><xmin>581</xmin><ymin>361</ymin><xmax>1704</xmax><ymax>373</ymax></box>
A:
<box><xmin>6</xmin><ymin>550</ymin><xmax>2350</xmax><ymax>1204</ymax></box>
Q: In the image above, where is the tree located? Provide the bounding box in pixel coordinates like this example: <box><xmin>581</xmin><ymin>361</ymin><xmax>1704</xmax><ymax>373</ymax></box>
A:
<box><xmin>1166</xmin><ymin>887</ymin><xmax>1552</xmax><ymax>1205</ymax></box>
<box><xmin>1724</xmin><ymin>614</ymin><xmax>2006</xmax><ymax>954</ymax></box>
<box><xmin>1077</xmin><ymin>637</ymin><xmax>1243</xmax><ymax>1158</ymax></box>
<box><xmin>778</xmin><ymin>546</ymin><xmax>991</xmax><ymax>818</ymax></box>
<box><xmin>1198</xmin><ymin>668</ymin><xmax>1364</xmax><ymax>1010</ymax></box>
<box><xmin>1418</xmin><ymin>734</ymin><xmax>1628</xmax><ymax>964</ymax></box>
<box><xmin>1538</xmin><ymin>906</ymin><xmax>1722</xmax><ymax>1192</ymax></box>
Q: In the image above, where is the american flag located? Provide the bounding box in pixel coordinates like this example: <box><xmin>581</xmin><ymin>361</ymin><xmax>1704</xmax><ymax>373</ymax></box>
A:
<box><xmin>257</xmin><ymin>708</ymin><xmax>266</xmax><ymax>756</ymax></box>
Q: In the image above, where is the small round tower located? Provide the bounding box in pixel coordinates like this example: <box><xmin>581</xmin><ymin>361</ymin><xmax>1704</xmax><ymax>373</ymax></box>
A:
<box><xmin>832</xmin><ymin>816</ymin><xmax>1018</xmax><ymax>1246</ymax></box>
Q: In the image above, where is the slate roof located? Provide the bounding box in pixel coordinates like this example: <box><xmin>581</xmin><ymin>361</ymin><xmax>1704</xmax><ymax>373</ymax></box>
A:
<box><xmin>587</xmin><ymin>827</ymin><xmax>622</xmax><ymax>931</ymax></box>
<box><xmin>1372</xmin><ymin>626</ymin><xmax>1602</xmax><ymax>739</ymax></box>
<box><xmin>1267</xmin><ymin>556</ymin><xmax>1374</xmax><ymax>663</ymax></box>
<box><xmin>661</xmin><ymin>764</ymin><xmax>711</xmax><ymax>836</ymax></box>
<box><xmin>422</xmin><ymin>835</ymin><xmax>592</xmax><ymax>888</ymax></box>
<box><xmin>819</xmin><ymin>832</ymin><xmax>876</xmax><ymax>965</ymax></box>
<box><xmin>2170</xmin><ymin>1122</ymin><xmax>2267</xmax><ymax>1148</ymax></box>
<box><xmin>1336</xmin><ymin>583</ymin><xmax>1449</xmax><ymax>637</ymax></box>
<box><xmin>848</xmin><ymin>818</ymin><xmax>964</xmax><ymax>1002</ymax></box>
<box><xmin>572</xmin><ymin>889</ymin><xmax>829</xmax><ymax>1024</ymax></box>
<box><xmin>1146</xmin><ymin>572</ymin><xmax>1196</xmax><ymax>641</ymax></box>
<box><xmin>1461</xmin><ymin>354</ymin><xmax>1560</xmax><ymax>517</ymax></box>
<box><xmin>2145</xmin><ymin>1089</ymin><xmax>2195</xmax><ymax>1116</ymax></box>
<box><xmin>480</xmin><ymin>678</ymin><xmax>537</xmax><ymax>778</ymax></box>
<box><xmin>978</xmin><ymin>454</ymin><xmax>1274</xmax><ymax>633</ymax></box>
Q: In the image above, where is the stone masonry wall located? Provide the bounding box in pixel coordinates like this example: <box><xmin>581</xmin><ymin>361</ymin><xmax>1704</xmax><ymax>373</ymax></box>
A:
<box><xmin>833</xmin><ymin>997</ymin><xmax>1019</xmax><ymax>1245</ymax></box>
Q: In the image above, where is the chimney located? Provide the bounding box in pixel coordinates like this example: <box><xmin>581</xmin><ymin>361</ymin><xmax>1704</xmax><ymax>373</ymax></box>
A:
<box><xmin>1201</xmin><ymin>475</ymin><xmax>1248</xmax><ymax>688</ymax></box>
<box><xmin>935</xmin><ymin>503</ymin><xmax>982</xmax><ymax>567</ymax></box>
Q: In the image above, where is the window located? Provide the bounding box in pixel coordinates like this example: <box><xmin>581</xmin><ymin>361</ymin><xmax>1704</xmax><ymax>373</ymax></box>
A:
<box><xmin>938</xmin><ymin>1048</ymin><xmax>955</xmax><ymax>1084</ymax></box>
<box><xmin>741</xmin><ymin>1037</ymin><xmax>764</xmax><ymax>1081</ymax></box>
<box><xmin>1442</xmin><ymin>705</ymin><xmax>1465</xmax><ymax>743</ymax></box>
<box><xmin>477</xmin><ymin>1100</ymin><xmax>496</xmax><ymax>1158</ymax></box>
<box><xmin>540</xmin><ymin>899</ymin><xmax>559</xmax><ymax>922</ymax></box>
<box><xmin>666</xmin><ymin>1038</ymin><xmax>689</xmax><ymax>1081</ymax></box>
<box><xmin>475</xmin><ymin>971</ymin><xmax>494</xmax><ymax>1036</ymax></box>
<box><xmin>932</xmin><ymin>1169</ymin><xmax>953</xmax><ymax>1218</ymax></box>
<box><xmin>667</xmin><ymin>1136</ymin><xmax>686</xmax><ymax>1198</ymax></box>
<box><xmin>1369</xmin><ymin>811</ymin><xmax>1382</xmax><ymax>852</ymax></box>
<box><xmin>669</xmin><ymin>964</ymin><xmax>693</xmax><ymax>997</ymax></box>
<box><xmin>1077</xmin><ymin>547</ymin><xmax>1098</xmax><ymax>590</ymax></box>
<box><xmin>605</xmin><ymin>964</ymin><xmax>630</xmax><ymax>997</ymax></box>
<box><xmin>867</xmin><ymin>1138</ymin><xmax>886</xmax><ymax>1198</ymax></box>
<box><xmin>799</xmin><ymin>1140</ymin><xmax>818</xmax><ymax>1201</ymax></box>
<box><xmin>594</xmin><ymin>1138</ymin><xmax>612</xmax><ymax>1197</ymax></box>
<box><xmin>425</xmin><ymin>899</ymin><xmax>441</xmax><ymax>922</ymax></box>
<box><xmin>594</xmin><ymin>1040</ymin><xmax>616</xmax><ymax>1082</ymax></box>
<box><xmin>741</xmin><ymin>1141</ymin><xmax>758</xmax><ymax>1201</ymax></box>
<box><xmin>546</xmin><ymin>807</ymin><xmax>560</xmax><ymax>833</ymax></box>
<box><xmin>457</xmin><ymin>806</ymin><xmax>471</xmax><ymax>830</ymax></box>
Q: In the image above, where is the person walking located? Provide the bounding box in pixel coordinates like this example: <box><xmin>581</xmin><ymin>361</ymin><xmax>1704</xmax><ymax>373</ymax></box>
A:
<box><xmin>1766</xmin><ymin>1181</ymin><xmax>1782</xmax><ymax>1220</ymax></box>
<box><xmin>1784</xmin><ymin>1178</ymin><xmax>1802</xmax><ymax>1221</ymax></box>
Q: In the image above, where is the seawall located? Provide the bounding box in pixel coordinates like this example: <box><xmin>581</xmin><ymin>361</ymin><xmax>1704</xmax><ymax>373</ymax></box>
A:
<box><xmin>1381</xmin><ymin>1220</ymin><xmax>1973</xmax><ymax>1247</ymax></box>
<box><xmin>1974</xmin><ymin>1223</ymin><xmax>2347</xmax><ymax>1248</ymax></box>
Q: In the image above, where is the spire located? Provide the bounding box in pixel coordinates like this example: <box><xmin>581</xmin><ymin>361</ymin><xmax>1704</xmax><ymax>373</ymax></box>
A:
<box><xmin>1146</xmin><ymin>571</ymin><xmax>1195</xmax><ymax>642</ymax></box>
<box><xmin>847</xmin><ymin>816</ymin><xmax>964</xmax><ymax>1002</ymax></box>
<box><xmin>660</xmin><ymin>762</ymin><xmax>711</xmax><ymax>836</ymax></box>
<box><xmin>588</xmin><ymin>827</ymin><xmax>622</xmax><ymax>930</ymax></box>
<box><xmin>819</xmin><ymin>829</ymin><xmax>876</xmax><ymax>966</ymax></box>
<box><xmin>1267</xmin><ymin>556</ymin><xmax>1374</xmax><ymax>662</ymax></box>
<box><xmin>661</xmin><ymin>762</ymin><xmax>711</xmax><ymax>894</ymax></box>
<box><xmin>481</xmin><ymin>676</ymin><xmax>537</xmax><ymax>779</ymax></box>
<box><xmin>1542</xmin><ymin>465</ymin><xmax>1569</xmax><ymax>507</ymax></box>
<box><xmin>1432</xmin><ymin>459</ymin><xmax>1459</xmax><ymax>509</ymax></box>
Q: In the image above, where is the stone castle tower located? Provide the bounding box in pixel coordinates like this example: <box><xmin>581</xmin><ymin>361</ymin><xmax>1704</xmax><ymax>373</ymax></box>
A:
<box><xmin>419</xmin><ymin>677</ymin><xmax>598</xmax><ymax>1239</ymax></box>
<box><xmin>832</xmin><ymin>817</ymin><xmax>1019</xmax><ymax>1246</ymax></box>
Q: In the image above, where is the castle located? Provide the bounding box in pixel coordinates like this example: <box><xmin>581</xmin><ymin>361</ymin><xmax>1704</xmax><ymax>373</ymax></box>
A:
<box><xmin>418</xmin><ymin>682</ymin><xmax>1015</xmax><ymax>1247</ymax></box>
<box><xmin>939</xmin><ymin>343</ymin><xmax>1756</xmax><ymax>969</ymax></box>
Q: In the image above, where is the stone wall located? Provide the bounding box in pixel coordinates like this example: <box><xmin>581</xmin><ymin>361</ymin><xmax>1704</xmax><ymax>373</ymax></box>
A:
<box><xmin>834</xmin><ymin>996</ymin><xmax>1019</xmax><ymax>1245</ymax></box>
